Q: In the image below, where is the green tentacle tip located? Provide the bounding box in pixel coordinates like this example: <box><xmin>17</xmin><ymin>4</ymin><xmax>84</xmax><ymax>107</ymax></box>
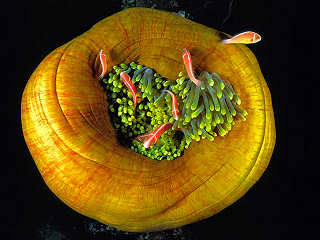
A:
<box><xmin>120</xmin><ymin>63</ymin><xmax>127</xmax><ymax>69</ymax></box>
<box><xmin>191</xmin><ymin>104</ymin><xmax>204</xmax><ymax>119</ymax></box>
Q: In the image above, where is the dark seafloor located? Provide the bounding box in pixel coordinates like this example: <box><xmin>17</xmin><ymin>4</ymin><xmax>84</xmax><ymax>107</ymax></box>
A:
<box><xmin>4</xmin><ymin>0</ymin><xmax>308</xmax><ymax>239</ymax></box>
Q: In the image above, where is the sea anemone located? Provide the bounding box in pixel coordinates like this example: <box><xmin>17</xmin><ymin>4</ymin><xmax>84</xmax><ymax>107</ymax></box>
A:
<box><xmin>21</xmin><ymin>7</ymin><xmax>276</xmax><ymax>232</ymax></box>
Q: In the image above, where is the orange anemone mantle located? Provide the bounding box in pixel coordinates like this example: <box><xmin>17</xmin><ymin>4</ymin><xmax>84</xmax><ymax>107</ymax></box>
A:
<box><xmin>21</xmin><ymin>7</ymin><xmax>276</xmax><ymax>232</ymax></box>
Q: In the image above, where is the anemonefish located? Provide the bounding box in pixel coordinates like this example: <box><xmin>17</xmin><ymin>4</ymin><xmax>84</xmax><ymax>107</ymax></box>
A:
<box><xmin>221</xmin><ymin>31</ymin><xmax>261</xmax><ymax>44</ymax></box>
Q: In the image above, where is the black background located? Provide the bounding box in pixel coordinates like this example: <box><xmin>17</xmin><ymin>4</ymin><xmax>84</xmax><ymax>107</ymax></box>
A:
<box><xmin>4</xmin><ymin>0</ymin><xmax>311</xmax><ymax>239</ymax></box>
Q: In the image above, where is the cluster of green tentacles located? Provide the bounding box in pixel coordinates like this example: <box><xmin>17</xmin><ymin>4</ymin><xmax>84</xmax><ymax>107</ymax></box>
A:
<box><xmin>101</xmin><ymin>62</ymin><xmax>247</xmax><ymax>161</ymax></box>
<box><xmin>170</xmin><ymin>71</ymin><xmax>248</xmax><ymax>143</ymax></box>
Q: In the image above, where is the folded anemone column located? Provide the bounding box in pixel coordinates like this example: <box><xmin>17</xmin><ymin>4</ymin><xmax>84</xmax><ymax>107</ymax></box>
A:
<box><xmin>21</xmin><ymin>7</ymin><xmax>276</xmax><ymax>232</ymax></box>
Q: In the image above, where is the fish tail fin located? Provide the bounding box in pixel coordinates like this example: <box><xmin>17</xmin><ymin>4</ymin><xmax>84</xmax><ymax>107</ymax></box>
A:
<box><xmin>99</xmin><ymin>73</ymin><xmax>104</xmax><ymax>80</ymax></box>
<box><xmin>221</xmin><ymin>39</ymin><xmax>230</xmax><ymax>44</ymax></box>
